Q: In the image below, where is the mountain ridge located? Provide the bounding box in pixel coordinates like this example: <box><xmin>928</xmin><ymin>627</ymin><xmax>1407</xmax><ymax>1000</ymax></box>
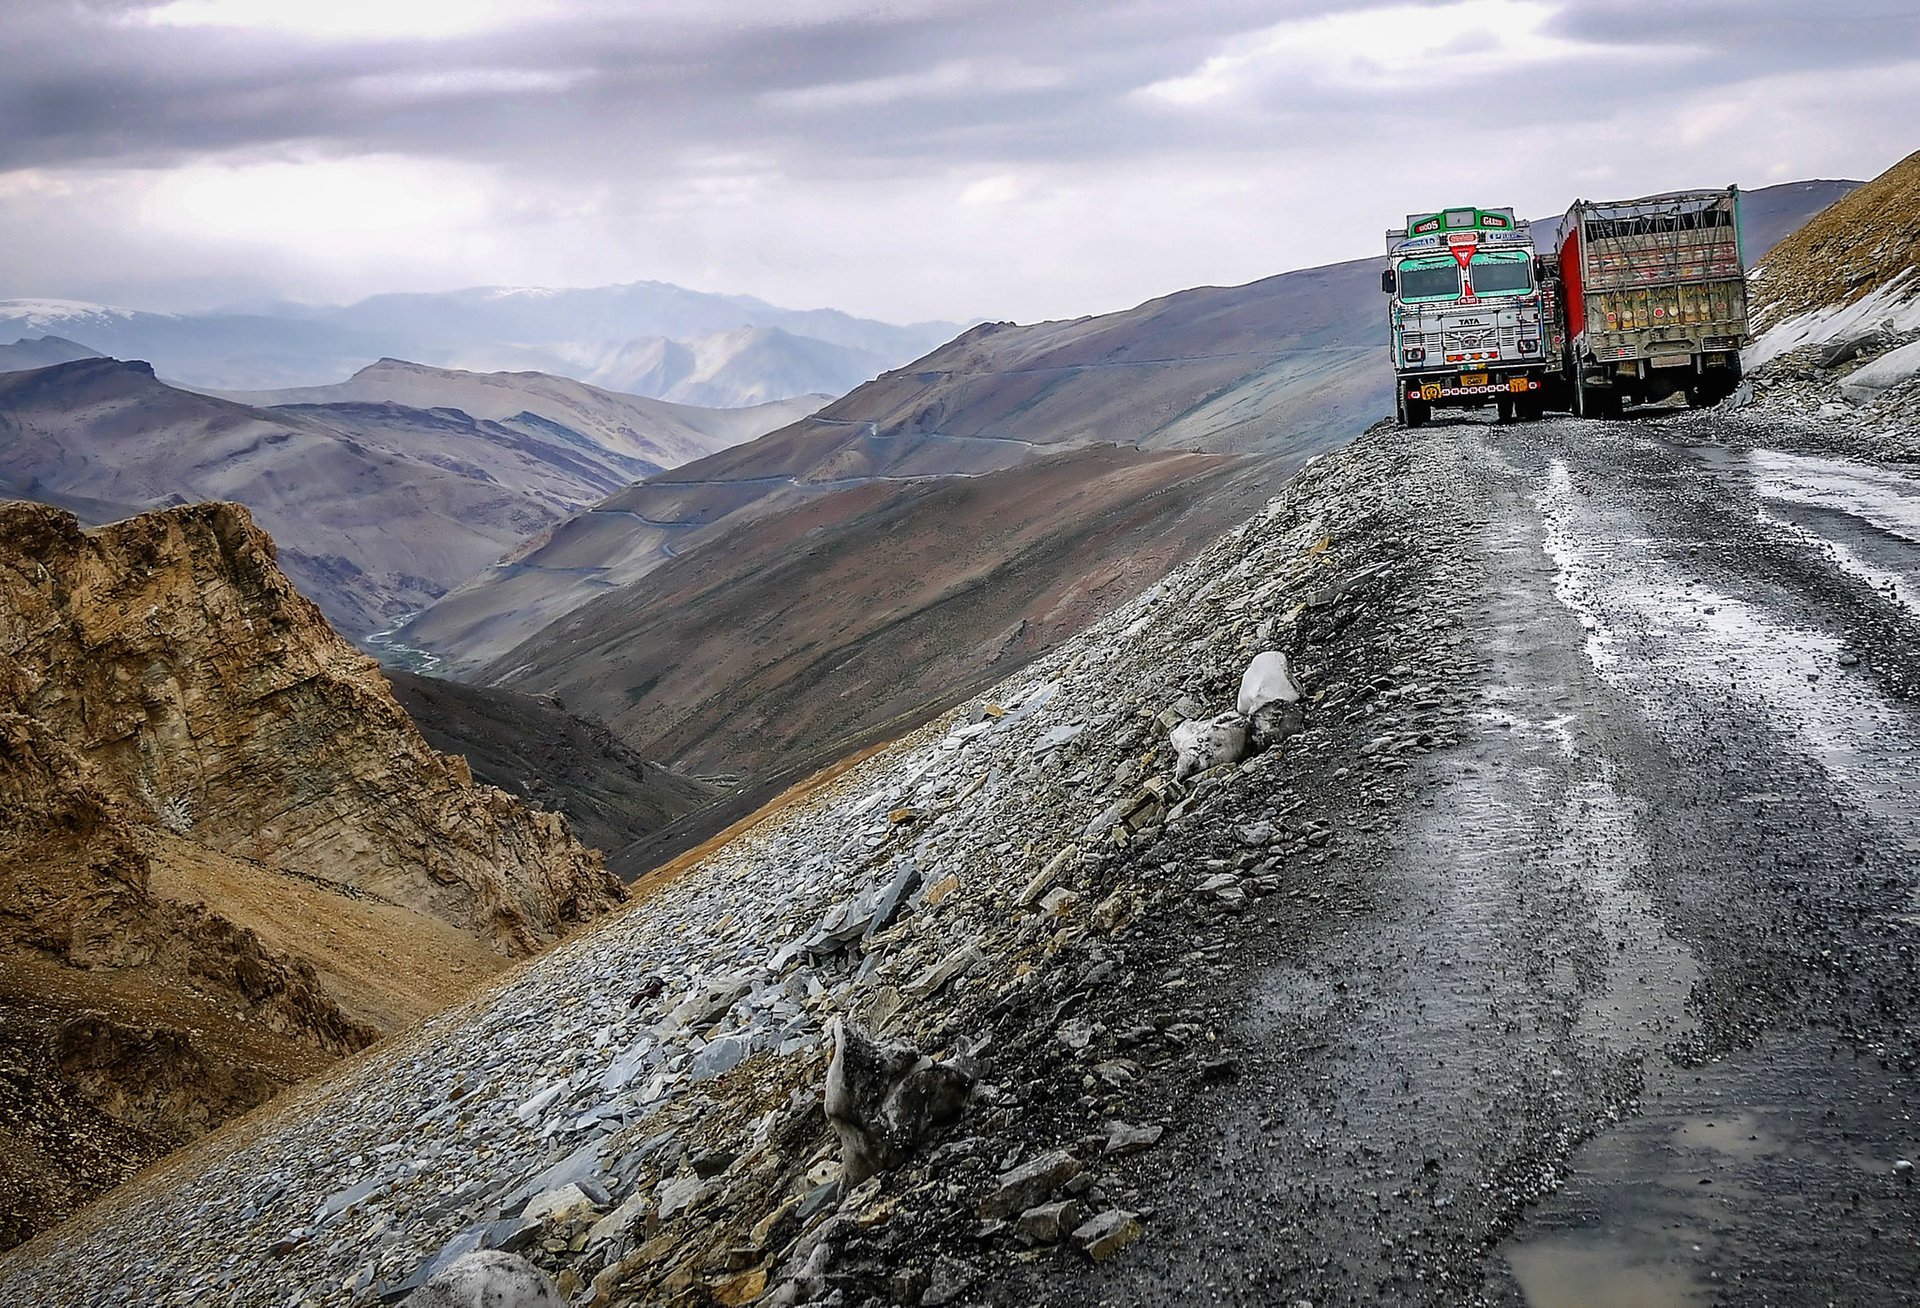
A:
<box><xmin>0</xmin><ymin>280</ymin><xmax>961</xmax><ymax>397</ymax></box>
<box><xmin>0</xmin><ymin>357</ymin><xmax>801</xmax><ymax>637</ymax></box>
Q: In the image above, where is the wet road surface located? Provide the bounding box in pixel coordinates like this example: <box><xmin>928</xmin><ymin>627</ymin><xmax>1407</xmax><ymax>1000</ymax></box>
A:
<box><xmin>1083</xmin><ymin>415</ymin><xmax>1920</xmax><ymax>1306</ymax></box>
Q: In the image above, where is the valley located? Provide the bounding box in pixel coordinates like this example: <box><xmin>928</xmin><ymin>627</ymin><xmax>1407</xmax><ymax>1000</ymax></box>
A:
<box><xmin>0</xmin><ymin>357</ymin><xmax>807</xmax><ymax>638</ymax></box>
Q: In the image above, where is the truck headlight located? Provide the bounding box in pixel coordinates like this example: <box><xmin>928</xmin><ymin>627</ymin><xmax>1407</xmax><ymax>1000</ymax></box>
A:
<box><xmin>1517</xmin><ymin>339</ymin><xmax>1538</xmax><ymax>353</ymax></box>
<box><xmin>1403</xmin><ymin>346</ymin><xmax>1426</xmax><ymax>362</ymax></box>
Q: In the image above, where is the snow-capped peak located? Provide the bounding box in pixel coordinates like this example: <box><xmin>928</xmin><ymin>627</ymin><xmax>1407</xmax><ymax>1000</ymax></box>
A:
<box><xmin>0</xmin><ymin>298</ymin><xmax>167</xmax><ymax>329</ymax></box>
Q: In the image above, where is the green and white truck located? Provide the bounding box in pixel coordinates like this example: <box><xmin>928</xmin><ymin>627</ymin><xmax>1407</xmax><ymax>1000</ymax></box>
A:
<box><xmin>1382</xmin><ymin>205</ymin><xmax>1556</xmax><ymax>427</ymax></box>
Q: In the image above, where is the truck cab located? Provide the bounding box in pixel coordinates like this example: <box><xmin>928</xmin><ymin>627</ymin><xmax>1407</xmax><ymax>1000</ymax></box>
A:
<box><xmin>1383</xmin><ymin>206</ymin><xmax>1555</xmax><ymax>427</ymax></box>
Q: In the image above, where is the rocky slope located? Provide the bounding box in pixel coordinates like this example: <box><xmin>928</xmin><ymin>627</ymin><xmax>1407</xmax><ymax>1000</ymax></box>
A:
<box><xmin>0</xmin><ymin>412</ymin><xmax>1473</xmax><ymax>1306</ymax></box>
<box><xmin>384</xmin><ymin>670</ymin><xmax>723</xmax><ymax>878</ymax></box>
<box><xmin>0</xmin><ymin>500</ymin><xmax>624</xmax><ymax>1248</ymax></box>
<box><xmin>1749</xmin><ymin>151</ymin><xmax>1920</xmax><ymax>341</ymax></box>
<box><xmin>1731</xmin><ymin>151</ymin><xmax>1920</xmax><ymax>462</ymax></box>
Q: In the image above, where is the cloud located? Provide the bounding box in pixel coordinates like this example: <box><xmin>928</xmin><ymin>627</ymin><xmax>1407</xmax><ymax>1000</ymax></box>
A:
<box><xmin>0</xmin><ymin>0</ymin><xmax>1915</xmax><ymax>323</ymax></box>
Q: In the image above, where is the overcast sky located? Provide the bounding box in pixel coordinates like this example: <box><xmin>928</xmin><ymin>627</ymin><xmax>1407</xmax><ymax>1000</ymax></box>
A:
<box><xmin>3</xmin><ymin>0</ymin><xmax>1916</xmax><ymax>324</ymax></box>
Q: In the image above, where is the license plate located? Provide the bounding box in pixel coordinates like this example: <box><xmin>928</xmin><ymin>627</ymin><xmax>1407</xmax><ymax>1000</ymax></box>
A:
<box><xmin>1650</xmin><ymin>353</ymin><xmax>1693</xmax><ymax>369</ymax></box>
<box><xmin>1461</xmin><ymin>372</ymin><xmax>1488</xmax><ymax>386</ymax></box>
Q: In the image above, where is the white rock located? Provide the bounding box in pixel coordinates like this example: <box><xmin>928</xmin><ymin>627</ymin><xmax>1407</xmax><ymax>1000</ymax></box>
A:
<box><xmin>1236</xmin><ymin>651</ymin><xmax>1300</xmax><ymax>715</ymax></box>
<box><xmin>405</xmin><ymin>1250</ymin><xmax>561</xmax><ymax>1308</ymax></box>
<box><xmin>1169</xmin><ymin>712</ymin><xmax>1249</xmax><ymax>781</ymax></box>
<box><xmin>521</xmin><ymin>1183</ymin><xmax>595</xmax><ymax>1224</ymax></box>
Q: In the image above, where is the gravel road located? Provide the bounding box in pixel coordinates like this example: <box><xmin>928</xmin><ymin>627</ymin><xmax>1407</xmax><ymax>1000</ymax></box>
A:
<box><xmin>1075</xmin><ymin>413</ymin><xmax>1920</xmax><ymax>1307</ymax></box>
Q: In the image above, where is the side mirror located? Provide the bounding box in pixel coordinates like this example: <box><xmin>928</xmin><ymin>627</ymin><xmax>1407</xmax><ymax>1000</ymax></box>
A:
<box><xmin>1380</xmin><ymin>269</ymin><xmax>1396</xmax><ymax>294</ymax></box>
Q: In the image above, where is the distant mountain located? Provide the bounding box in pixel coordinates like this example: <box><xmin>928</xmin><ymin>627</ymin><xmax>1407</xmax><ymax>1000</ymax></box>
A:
<box><xmin>584</xmin><ymin>325</ymin><xmax>893</xmax><ymax>408</ymax></box>
<box><xmin>0</xmin><ymin>299</ymin><xmax>422</xmax><ymax>390</ymax></box>
<box><xmin>323</xmin><ymin>280</ymin><xmax>959</xmax><ymax>361</ymax></box>
<box><xmin>0</xmin><ymin>282</ymin><xmax>963</xmax><ymax>400</ymax></box>
<box><xmin>0</xmin><ymin>358</ymin><xmax>795</xmax><ymax>637</ymax></box>
<box><xmin>1733</xmin><ymin>179</ymin><xmax>1862</xmax><ymax>266</ymax></box>
<box><xmin>213</xmin><ymin>357</ymin><xmax>825</xmax><ymax>468</ymax></box>
<box><xmin>0</xmin><ymin>334</ymin><xmax>102</xmax><ymax>373</ymax></box>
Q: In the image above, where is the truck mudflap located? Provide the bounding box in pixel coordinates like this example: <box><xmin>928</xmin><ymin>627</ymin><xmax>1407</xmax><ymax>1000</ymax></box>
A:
<box><xmin>1409</xmin><ymin>377</ymin><xmax>1544</xmax><ymax>401</ymax></box>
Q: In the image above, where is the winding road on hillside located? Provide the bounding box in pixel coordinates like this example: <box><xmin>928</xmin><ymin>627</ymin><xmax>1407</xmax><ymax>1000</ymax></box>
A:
<box><xmin>1089</xmin><ymin>414</ymin><xmax>1920</xmax><ymax>1307</ymax></box>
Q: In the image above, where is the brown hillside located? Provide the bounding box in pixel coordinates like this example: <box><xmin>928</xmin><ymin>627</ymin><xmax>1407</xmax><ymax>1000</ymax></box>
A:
<box><xmin>486</xmin><ymin>444</ymin><xmax>1265</xmax><ymax>779</ymax></box>
<box><xmin>1752</xmin><ymin>150</ymin><xmax>1920</xmax><ymax>330</ymax></box>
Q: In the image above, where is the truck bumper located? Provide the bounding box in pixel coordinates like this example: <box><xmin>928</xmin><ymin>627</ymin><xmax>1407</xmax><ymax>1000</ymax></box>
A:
<box><xmin>1399</xmin><ymin>373</ymin><xmax>1545</xmax><ymax>405</ymax></box>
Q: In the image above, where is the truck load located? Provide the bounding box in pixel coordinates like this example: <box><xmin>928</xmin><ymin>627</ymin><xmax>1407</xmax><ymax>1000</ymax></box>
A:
<box><xmin>1381</xmin><ymin>206</ymin><xmax>1555</xmax><ymax>427</ymax></box>
<box><xmin>1553</xmin><ymin>187</ymin><xmax>1748</xmax><ymax>417</ymax></box>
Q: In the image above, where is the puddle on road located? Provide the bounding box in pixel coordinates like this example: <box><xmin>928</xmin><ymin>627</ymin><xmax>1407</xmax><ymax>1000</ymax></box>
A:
<box><xmin>1498</xmin><ymin>1029</ymin><xmax>1920</xmax><ymax>1307</ymax></box>
<box><xmin>1691</xmin><ymin>444</ymin><xmax>1920</xmax><ymax>614</ymax></box>
<box><xmin>1507</xmin><ymin>1237</ymin><xmax>1704</xmax><ymax>1308</ymax></box>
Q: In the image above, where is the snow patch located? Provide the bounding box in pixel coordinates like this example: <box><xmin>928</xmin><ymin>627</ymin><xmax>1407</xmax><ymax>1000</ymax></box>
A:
<box><xmin>1838</xmin><ymin>338</ymin><xmax>1920</xmax><ymax>404</ymax></box>
<box><xmin>0</xmin><ymin>298</ymin><xmax>158</xmax><ymax>328</ymax></box>
<box><xmin>1747</xmin><ymin>269</ymin><xmax>1920</xmax><ymax>368</ymax></box>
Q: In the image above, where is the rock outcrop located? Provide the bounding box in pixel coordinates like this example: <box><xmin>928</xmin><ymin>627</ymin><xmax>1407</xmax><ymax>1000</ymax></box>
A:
<box><xmin>0</xmin><ymin>499</ymin><xmax>623</xmax><ymax>1249</ymax></box>
<box><xmin>0</xmin><ymin>500</ymin><xmax>622</xmax><ymax>952</ymax></box>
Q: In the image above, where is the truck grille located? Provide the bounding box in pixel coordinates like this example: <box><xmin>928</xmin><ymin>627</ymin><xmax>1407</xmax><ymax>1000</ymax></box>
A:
<box><xmin>1444</xmin><ymin>326</ymin><xmax>1496</xmax><ymax>352</ymax></box>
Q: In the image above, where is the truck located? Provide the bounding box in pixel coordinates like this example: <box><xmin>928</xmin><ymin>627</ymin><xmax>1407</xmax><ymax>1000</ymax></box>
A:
<box><xmin>1552</xmin><ymin>187</ymin><xmax>1748</xmax><ymax>417</ymax></box>
<box><xmin>1381</xmin><ymin>205</ymin><xmax>1556</xmax><ymax>428</ymax></box>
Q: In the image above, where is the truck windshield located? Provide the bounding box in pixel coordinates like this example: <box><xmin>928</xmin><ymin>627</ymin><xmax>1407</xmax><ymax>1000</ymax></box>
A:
<box><xmin>1469</xmin><ymin>252</ymin><xmax>1533</xmax><ymax>296</ymax></box>
<box><xmin>1397</xmin><ymin>258</ymin><xmax>1461</xmax><ymax>301</ymax></box>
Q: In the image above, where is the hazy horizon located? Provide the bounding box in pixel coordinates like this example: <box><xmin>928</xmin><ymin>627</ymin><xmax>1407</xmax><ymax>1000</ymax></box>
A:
<box><xmin>4</xmin><ymin>1</ymin><xmax>1917</xmax><ymax>326</ymax></box>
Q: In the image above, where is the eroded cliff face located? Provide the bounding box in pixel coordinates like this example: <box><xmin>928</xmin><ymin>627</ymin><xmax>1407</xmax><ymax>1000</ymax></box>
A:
<box><xmin>0</xmin><ymin>500</ymin><xmax>624</xmax><ymax>1249</ymax></box>
<box><xmin>0</xmin><ymin>500</ymin><xmax>623</xmax><ymax>952</ymax></box>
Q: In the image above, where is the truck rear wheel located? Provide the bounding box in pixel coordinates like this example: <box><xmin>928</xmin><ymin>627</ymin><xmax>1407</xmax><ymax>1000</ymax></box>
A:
<box><xmin>1398</xmin><ymin>393</ymin><xmax>1430</xmax><ymax>428</ymax></box>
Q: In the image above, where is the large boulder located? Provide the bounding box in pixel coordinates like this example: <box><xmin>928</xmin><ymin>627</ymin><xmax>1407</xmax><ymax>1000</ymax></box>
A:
<box><xmin>1169</xmin><ymin>713</ymin><xmax>1249</xmax><ymax>781</ymax></box>
<box><xmin>825</xmin><ymin>1019</ymin><xmax>975</xmax><ymax>1185</ymax></box>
